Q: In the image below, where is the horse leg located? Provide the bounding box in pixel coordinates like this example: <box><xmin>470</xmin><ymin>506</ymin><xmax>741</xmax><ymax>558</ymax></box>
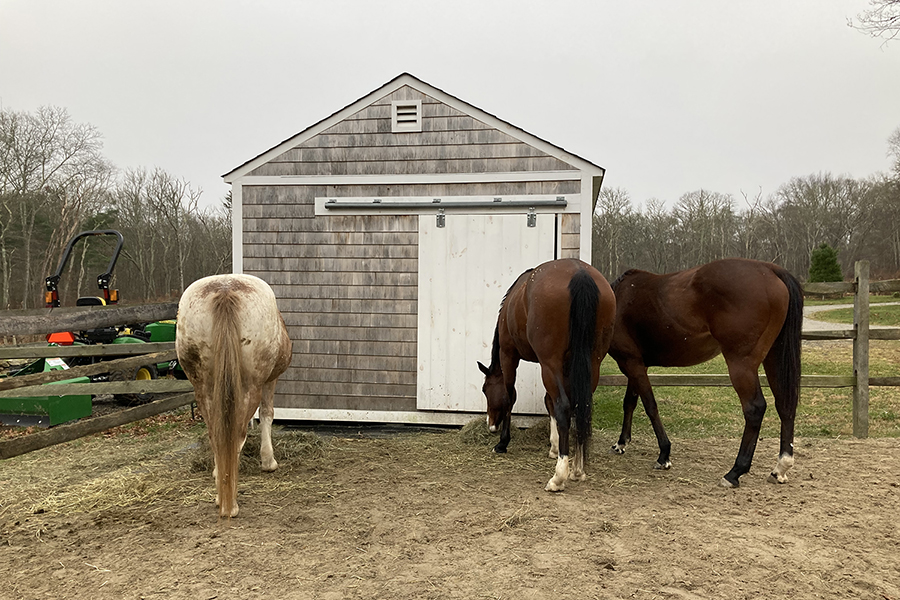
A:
<box><xmin>493</xmin><ymin>359</ymin><xmax>519</xmax><ymax>454</ymax></box>
<box><xmin>612</xmin><ymin>380</ymin><xmax>639</xmax><ymax>455</ymax></box>
<box><xmin>763</xmin><ymin>355</ymin><xmax>796</xmax><ymax>484</ymax></box>
<box><xmin>192</xmin><ymin>386</ymin><xmax>224</xmax><ymax>508</ymax></box>
<box><xmin>545</xmin><ymin>393</ymin><xmax>559</xmax><ymax>458</ymax></box>
<box><xmin>721</xmin><ymin>363</ymin><xmax>767</xmax><ymax>488</ymax></box>
<box><xmin>617</xmin><ymin>365</ymin><xmax>672</xmax><ymax>469</ymax></box>
<box><xmin>569</xmin><ymin>438</ymin><xmax>586</xmax><ymax>482</ymax></box>
<box><xmin>258</xmin><ymin>380</ymin><xmax>278</xmax><ymax>472</ymax></box>
<box><xmin>493</xmin><ymin>411</ymin><xmax>512</xmax><ymax>454</ymax></box>
<box><xmin>545</xmin><ymin>384</ymin><xmax>571</xmax><ymax>492</ymax></box>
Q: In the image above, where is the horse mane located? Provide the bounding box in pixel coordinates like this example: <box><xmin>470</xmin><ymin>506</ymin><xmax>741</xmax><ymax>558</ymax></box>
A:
<box><xmin>610</xmin><ymin>268</ymin><xmax>644</xmax><ymax>291</ymax></box>
<box><xmin>500</xmin><ymin>268</ymin><xmax>533</xmax><ymax>309</ymax></box>
<box><xmin>488</xmin><ymin>324</ymin><xmax>501</xmax><ymax>373</ymax></box>
<box><xmin>488</xmin><ymin>268</ymin><xmax>533</xmax><ymax>373</ymax></box>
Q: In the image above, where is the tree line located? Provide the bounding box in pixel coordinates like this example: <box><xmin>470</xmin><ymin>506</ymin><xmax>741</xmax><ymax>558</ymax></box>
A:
<box><xmin>0</xmin><ymin>106</ymin><xmax>231</xmax><ymax>310</ymax></box>
<box><xmin>2</xmin><ymin>106</ymin><xmax>898</xmax><ymax>312</ymax></box>
<box><xmin>591</xmin><ymin>130</ymin><xmax>900</xmax><ymax>282</ymax></box>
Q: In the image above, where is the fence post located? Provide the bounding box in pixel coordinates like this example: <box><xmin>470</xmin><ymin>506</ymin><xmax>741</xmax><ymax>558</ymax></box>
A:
<box><xmin>853</xmin><ymin>260</ymin><xmax>870</xmax><ymax>438</ymax></box>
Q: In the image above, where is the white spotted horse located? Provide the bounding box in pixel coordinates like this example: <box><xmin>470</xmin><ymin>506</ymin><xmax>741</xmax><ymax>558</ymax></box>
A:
<box><xmin>608</xmin><ymin>258</ymin><xmax>803</xmax><ymax>488</ymax></box>
<box><xmin>176</xmin><ymin>274</ymin><xmax>292</xmax><ymax>517</ymax></box>
<box><xmin>478</xmin><ymin>258</ymin><xmax>616</xmax><ymax>491</ymax></box>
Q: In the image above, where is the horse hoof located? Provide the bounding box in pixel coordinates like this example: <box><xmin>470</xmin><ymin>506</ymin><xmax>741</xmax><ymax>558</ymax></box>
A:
<box><xmin>548</xmin><ymin>450</ymin><xmax>559</xmax><ymax>459</ymax></box>
<box><xmin>568</xmin><ymin>472</ymin><xmax>586</xmax><ymax>482</ymax></box>
<box><xmin>492</xmin><ymin>446</ymin><xmax>507</xmax><ymax>454</ymax></box>
<box><xmin>611</xmin><ymin>444</ymin><xmax>626</xmax><ymax>455</ymax></box>
<box><xmin>654</xmin><ymin>460</ymin><xmax>672</xmax><ymax>470</ymax></box>
<box><xmin>767</xmin><ymin>472</ymin><xmax>788</xmax><ymax>484</ymax></box>
<box><xmin>545</xmin><ymin>480</ymin><xmax>565</xmax><ymax>492</ymax></box>
<box><xmin>261</xmin><ymin>460</ymin><xmax>278</xmax><ymax>472</ymax></box>
<box><xmin>719</xmin><ymin>477</ymin><xmax>738</xmax><ymax>489</ymax></box>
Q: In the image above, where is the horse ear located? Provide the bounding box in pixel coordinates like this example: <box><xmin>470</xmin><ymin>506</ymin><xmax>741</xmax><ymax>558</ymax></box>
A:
<box><xmin>477</xmin><ymin>361</ymin><xmax>490</xmax><ymax>376</ymax></box>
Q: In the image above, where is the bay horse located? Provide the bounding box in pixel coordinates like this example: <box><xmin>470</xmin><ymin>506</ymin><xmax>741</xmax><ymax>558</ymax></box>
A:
<box><xmin>478</xmin><ymin>258</ymin><xmax>616</xmax><ymax>491</ymax></box>
<box><xmin>176</xmin><ymin>274</ymin><xmax>292</xmax><ymax>517</ymax></box>
<box><xmin>609</xmin><ymin>258</ymin><xmax>803</xmax><ymax>488</ymax></box>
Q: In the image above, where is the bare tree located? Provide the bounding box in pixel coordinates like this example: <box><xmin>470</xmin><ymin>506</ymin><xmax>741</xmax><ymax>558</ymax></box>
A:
<box><xmin>638</xmin><ymin>199</ymin><xmax>676</xmax><ymax>274</ymax></box>
<box><xmin>888</xmin><ymin>125</ymin><xmax>900</xmax><ymax>178</ymax></box>
<box><xmin>145</xmin><ymin>168</ymin><xmax>202</xmax><ymax>295</ymax></box>
<box><xmin>592</xmin><ymin>187</ymin><xmax>633</xmax><ymax>278</ymax></box>
<box><xmin>768</xmin><ymin>173</ymin><xmax>869</xmax><ymax>277</ymax></box>
<box><xmin>190</xmin><ymin>201</ymin><xmax>232</xmax><ymax>278</ymax></box>
<box><xmin>852</xmin><ymin>0</ymin><xmax>900</xmax><ymax>42</ymax></box>
<box><xmin>737</xmin><ymin>188</ymin><xmax>766</xmax><ymax>259</ymax></box>
<box><xmin>0</xmin><ymin>107</ymin><xmax>110</xmax><ymax>308</ymax></box>
<box><xmin>111</xmin><ymin>168</ymin><xmax>162</xmax><ymax>300</ymax></box>
<box><xmin>672</xmin><ymin>189</ymin><xmax>737</xmax><ymax>267</ymax></box>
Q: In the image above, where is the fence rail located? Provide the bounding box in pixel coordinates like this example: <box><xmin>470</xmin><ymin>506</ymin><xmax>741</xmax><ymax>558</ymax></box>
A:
<box><xmin>0</xmin><ymin>303</ymin><xmax>192</xmax><ymax>459</ymax></box>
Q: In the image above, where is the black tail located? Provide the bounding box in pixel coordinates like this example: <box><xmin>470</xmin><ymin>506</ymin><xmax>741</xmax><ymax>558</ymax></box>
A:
<box><xmin>567</xmin><ymin>270</ymin><xmax>601</xmax><ymax>464</ymax></box>
<box><xmin>770</xmin><ymin>268</ymin><xmax>803</xmax><ymax>411</ymax></box>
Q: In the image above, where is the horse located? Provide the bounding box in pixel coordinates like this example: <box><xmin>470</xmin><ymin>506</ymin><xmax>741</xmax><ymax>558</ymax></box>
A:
<box><xmin>478</xmin><ymin>258</ymin><xmax>617</xmax><ymax>492</ymax></box>
<box><xmin>176</xmin><ymin>274</ymin><xmax>292</xmax><ymax>518</ymax></box>
<box><xmin>608</xmin><ymin>258</ymin><xmax>803</xmax><ymax>488</ymax></box>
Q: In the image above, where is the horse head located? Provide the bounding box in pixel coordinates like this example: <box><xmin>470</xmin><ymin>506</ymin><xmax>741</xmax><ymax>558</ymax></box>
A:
<box><xmin>478</xmin><ymin>360</ymin><xmax>511</xmax><ymax>433</ymax></box>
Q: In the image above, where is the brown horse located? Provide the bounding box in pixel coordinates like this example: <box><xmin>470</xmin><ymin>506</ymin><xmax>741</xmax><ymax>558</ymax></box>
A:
<box><xmin>609</xmin><ymin>258</ymin><xmax>803</xmax><ymax>488</ymax></box>
<box><xmin>478</xmin><ymin>258</ymin><xmax>616</xmax><ymax>491</ymax></box>
<box><xmin>176</xmin><ymin>274</ymin><xmax>292</xmax><ymax>517</ymax></box>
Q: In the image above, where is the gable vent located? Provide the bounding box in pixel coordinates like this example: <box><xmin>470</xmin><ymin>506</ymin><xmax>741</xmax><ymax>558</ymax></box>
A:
<box><xmin>391</xmin><ymin>100</ymin><xmax>423</xmax><ymax>133</ymax></box>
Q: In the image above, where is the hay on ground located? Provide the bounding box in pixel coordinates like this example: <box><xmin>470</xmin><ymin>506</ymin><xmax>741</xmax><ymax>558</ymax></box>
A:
<box><xmin>459</xmin><ymin>417</ymin><xmax>552</xmax><ymax>451</ymax></box>
<box><xmin>189</xmin><ymin>426</ymin><xmax>325</xmax><ymax>473</ymax></box>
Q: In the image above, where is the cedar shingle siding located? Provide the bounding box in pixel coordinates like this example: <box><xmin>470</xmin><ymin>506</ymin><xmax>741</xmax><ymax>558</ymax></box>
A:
<box><xmin>226</xmin><ymin>75</ymin><xmax>602</xmax><ymax>422</ymax></box>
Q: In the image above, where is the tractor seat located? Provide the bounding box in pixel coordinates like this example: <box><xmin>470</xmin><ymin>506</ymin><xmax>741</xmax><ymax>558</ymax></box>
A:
<box><xmin>82</xmin><ymin>327</ymin><xmax>118</xmax><ymax>344</ymax></box>
<box><xmin>76</xmin><ymin>296</ymin><xmax>106</xmax><ymax>306</ymax></box>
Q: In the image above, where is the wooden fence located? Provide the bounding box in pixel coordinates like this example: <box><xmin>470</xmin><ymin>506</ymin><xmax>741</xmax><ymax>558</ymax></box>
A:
<box><xmin>1</xmin><ymin>260</ymin><xmax>899</xmax><ymax>459</ymax></box>
<box><xmin>0</xmin><ymin>302</ymin><xmax>193</xmax><ymax>459</ymax></box>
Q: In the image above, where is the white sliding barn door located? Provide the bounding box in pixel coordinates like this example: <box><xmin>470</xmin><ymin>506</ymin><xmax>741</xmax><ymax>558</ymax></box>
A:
<box><xmin>417</xmin><ymin>213</ymin><xmax>556</xmax><ymax>414</ymax></box>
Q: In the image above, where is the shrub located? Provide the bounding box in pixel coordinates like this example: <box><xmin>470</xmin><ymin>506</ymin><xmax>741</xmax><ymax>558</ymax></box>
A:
<box><xmin>809</xmin><ymin>243</ymin><xmax>843</xmax><ymax>282</ymax></box>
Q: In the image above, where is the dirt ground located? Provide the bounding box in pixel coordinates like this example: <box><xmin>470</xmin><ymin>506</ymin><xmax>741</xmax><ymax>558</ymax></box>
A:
<box><xmin>1</xmin><ymin>413</ymin><xmax>898</xmax><ymax>600</ymax></box>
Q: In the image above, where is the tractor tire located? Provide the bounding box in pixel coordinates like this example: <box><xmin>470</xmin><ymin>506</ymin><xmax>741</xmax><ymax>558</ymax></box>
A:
<box><xmin>113</xmin><ymin>363</ymin><xmax>158</xmax><ymax>405</ymax></box>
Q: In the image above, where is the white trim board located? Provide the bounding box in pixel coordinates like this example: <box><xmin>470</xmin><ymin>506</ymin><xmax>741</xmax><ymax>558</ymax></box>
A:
<box><xmin>231</xmin><ymin>183</ymin><xmax>243</xmax><ymax>274</ymax></box>
<box><xmin>230</xmin><ymin>170</ymin><xmax>583</xmax><ymax>186</ymax></box>
<box><xmin>270</xmin><ymin>407</ymin><xmax>546</xmax><ymax>428</ymax></box>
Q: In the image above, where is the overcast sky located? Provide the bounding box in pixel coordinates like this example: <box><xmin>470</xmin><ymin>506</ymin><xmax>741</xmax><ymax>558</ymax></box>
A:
<box><xmin>2</xmin><ymin>0</ymin><xmax>898</xmax><ymax>210</ymax></box>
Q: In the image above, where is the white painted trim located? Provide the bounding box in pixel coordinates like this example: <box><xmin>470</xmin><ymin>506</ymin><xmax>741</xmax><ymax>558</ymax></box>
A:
<box><xmin>231</xmin><ymin>184</ymin><xmax>242</xmax><ymax>273</ymax></box>
<box><xmin>223</xmin><ymin>73</ymin><xmax>604</xmax><ymax>182</ymax></box>
<box><xmin>271</xmin><ymin>407</ymin><xmax>546</xmax><ymax>427</ymax></box>
<box><xmin>231</xmin><ymin>170</ymin><xmax>582</xmax><ymax>187</ymax></box>
<box><xmin>580</xmin><ymin>173</ymin><xmax>593</xmax><ymax>261</ymax></box>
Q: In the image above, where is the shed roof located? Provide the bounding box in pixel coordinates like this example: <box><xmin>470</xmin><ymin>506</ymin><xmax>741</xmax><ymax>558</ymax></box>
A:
<box><xmin>223</xmin><ymin>73</ymin><xmax>604</xmax><ymax>182</ymax></box>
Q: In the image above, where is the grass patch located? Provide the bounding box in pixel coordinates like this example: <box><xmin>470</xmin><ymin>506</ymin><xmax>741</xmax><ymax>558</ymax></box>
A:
<box><xmin>812</xmin><ymin>304</ymin><xmax>900</xmax><ymax>327</ymax></box>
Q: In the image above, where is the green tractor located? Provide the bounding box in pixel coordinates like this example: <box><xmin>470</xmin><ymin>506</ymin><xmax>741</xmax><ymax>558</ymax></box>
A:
<box><xmin>1</xmin><ymin>230</ymin><xmax>181</xmax><ymax>427</ymax></box>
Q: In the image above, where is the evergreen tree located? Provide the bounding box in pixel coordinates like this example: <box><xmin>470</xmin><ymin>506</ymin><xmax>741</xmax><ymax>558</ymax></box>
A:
<box><xmin>808</xmin><ymin>243</ymin><xmax>843</xmax><ymax>282</ymax></box>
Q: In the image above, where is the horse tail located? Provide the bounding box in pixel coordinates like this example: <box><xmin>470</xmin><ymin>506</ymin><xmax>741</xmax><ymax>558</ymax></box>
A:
<box><xmin>769</xmin><ymin>267</ymin><xmax>804</xmax><ymax>411</ymax></box>
<box><xmin>567</xmin><ymin>269</ymin><xmax>601</xmax><ymax>464</ymax></box>
<box><xmin>209</xmin><ymin>287</ymin><xmax>245</xmax><ymax>518</ymax></box>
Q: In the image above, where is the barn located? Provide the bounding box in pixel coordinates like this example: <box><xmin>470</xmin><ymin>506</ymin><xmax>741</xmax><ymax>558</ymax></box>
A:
<box><xmin>222</xmin><ymin>73</ymin><xmax>605</xmax><ymax>426</ymax></box>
